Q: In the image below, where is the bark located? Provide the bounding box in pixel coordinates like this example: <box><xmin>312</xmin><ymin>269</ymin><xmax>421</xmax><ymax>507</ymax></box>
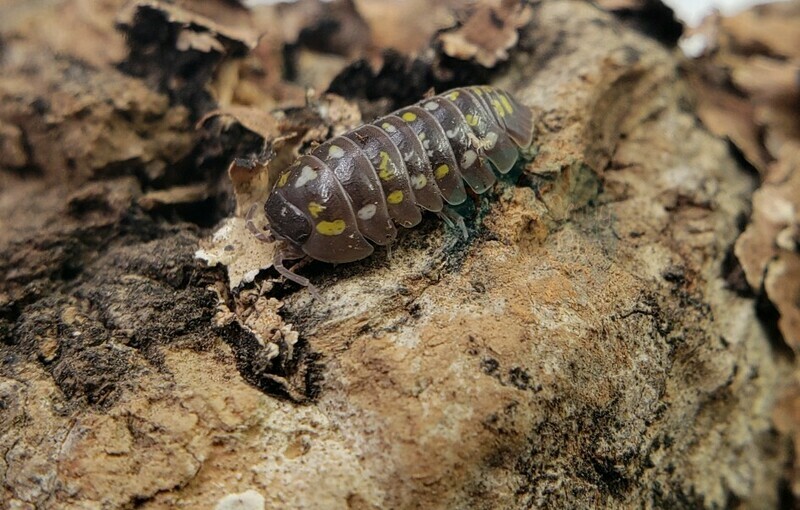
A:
<box><xmin>0</xmin><ymin>0</ymin><xmax>793</xmax><ymax>509</ymax></box>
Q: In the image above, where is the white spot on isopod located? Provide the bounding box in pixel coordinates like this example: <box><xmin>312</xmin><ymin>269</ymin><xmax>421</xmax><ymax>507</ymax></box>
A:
<box><xmin>446</xmin><ymin>129</ymin><xmax>458</xmax><ymax>138</ymax></box>
<box><xmin>461</xmin><ymin>149</ymin><xmax>477</xmax><ymax>168</ymax></box>
<box><xmin>403</xmin><ymin>151</ymin><xmax>414</xmax><ymax>162</ymax></box>
<box><xmin>294</xmin><ymin>165</ymin><xmax>318</xmax><ymax>187</ymax></box>
<box><xmin>382</xmin><ymin>122</ymin><xmax>397</xmax><ymax>133</ymax></box>
<box><xmin>357</xmin><ymin>204</ymin><xmax>377</xmax><ymax>220</ymax></box>
<box><xmin>411</xmin><ymin>174</ymin><xmax>427</xmax><ymax>189</ymax></box>
<box><xmin>484</xmin><ymin>132</ymin><xmax>498</xmax><ymax>149</ymax></box>
<box><xmin>328</xmin><ymin>145</ymin><xmax>345</xmax><ymax>158</ymax></box>
<box><xmin>424</xmin><ymin>101</ymin><xmax>439</xmax><ymax>111</ymax></box>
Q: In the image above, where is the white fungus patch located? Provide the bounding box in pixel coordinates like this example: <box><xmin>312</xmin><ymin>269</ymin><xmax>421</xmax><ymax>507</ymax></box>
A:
<box><xmin>214</xmin><ymin>490</ymin><xmax>265</xmax><ymax>510</ymax></box>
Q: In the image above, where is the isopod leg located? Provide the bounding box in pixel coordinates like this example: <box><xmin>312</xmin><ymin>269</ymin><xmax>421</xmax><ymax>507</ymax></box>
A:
<box><xmin>437</xmin><ymin>208</ymin><xmax>468</xmax><ymax>240</ymax></box>
<box><xmin>246</xmin><ymin>203</ymin><xmax>274</xmax><ymax>243</ymax></box>
<box><xmin>274</xmin><ymin>245</ymin><xmax>322</xmax><ymax>300</ymax></box>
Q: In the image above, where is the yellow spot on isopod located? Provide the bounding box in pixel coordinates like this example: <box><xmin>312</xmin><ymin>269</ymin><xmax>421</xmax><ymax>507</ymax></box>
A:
<box><xmin>277</xmin><ymin>172</ymin><xmax>290</xmax><ymax>187</ymax></box>
<box><xmin>387</xmin><ymin>190</ymin><xmax>404</xmax><ymax>204</ymax></box>
<box><xmin>402</xmin><ymin>112</ymin><xmax>417</xmax><ymax>122</ymax></box>
<box><xmin>316</xmin><ymin>220</ymin><xmax>346</xmax><ymax>236</ymax></box>
<box><xmin>307</xmin><ymin>201</ymin><xmax>326</xmax><ymax>218</ymax></box>
<box><xmin>492</xmin><ymin>99</ymin><xmax>506</xmax><ymax>117</ymax></box>
<box><xmin>473</xmin><ymin>87</ymin><xmax>483</xmax><ymax>95</ymax></box>
<box><xmin>466</xmin><ymin>114</ymin><xmax>480</xmax><ymax>126</ymax></box>
<box><xmin>378</xmin><ymin>151</ymin><xmax>394</xmax><ymax>180</ymax></box>
<box><xmin>435</xmin><ymin>164</ymin><xmax>450</xmax><ymax>179</ymax></box>
<box><xmin>499</xmin><ymin>94</ymin><xmax>513</xmax><ymax>114</ymax></box>
<box><xmin>447</xmin><ymin>91</ymin><xmax>460</xmax><ymax>100</ymax></box>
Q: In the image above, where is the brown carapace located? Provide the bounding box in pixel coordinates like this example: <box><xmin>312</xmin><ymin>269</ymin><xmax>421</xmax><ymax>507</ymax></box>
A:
<box><xmin>248</xmin><ymin>86</ymin><xmax>535</xmax><ymax>293</ymax></box>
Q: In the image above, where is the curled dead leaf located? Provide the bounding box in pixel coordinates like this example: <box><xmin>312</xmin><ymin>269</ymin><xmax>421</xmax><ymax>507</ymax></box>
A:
<box><xmin>200</xmin><ymin>106</ymin><xmax>281</xmax><ymax>141</ymax></box>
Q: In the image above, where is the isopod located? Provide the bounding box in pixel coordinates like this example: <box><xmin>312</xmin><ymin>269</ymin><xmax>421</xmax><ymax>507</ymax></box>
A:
<box><xmin>248</xmin><ymin>86</ymin><xmax>534</xmax><ymax>291</ymax></box>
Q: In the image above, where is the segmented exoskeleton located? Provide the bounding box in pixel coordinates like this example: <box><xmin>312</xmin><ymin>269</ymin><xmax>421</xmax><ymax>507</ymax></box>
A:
<box><xmin>248</xmin><ymin>86</ymin><xmax>534</xmax><ymax>292</ymax></box>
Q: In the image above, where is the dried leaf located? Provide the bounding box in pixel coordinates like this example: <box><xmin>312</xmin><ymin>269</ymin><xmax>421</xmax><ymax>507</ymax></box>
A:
<box><xmin>176</xmin><ymin>29</ymin><xmax>225</xmax><ymax>53</ymax></box>
<box><xmin>0</xmin><ymin>51</ymin><xmax>195</xmax><ymax>183</ymax></box>
<box><xmin>687</xmin><ymin>0</ymin><xmax>800</xmax><ymax>372</ymax></box>
<box><xmin>117</xmin><ymin>0</ymin><xmax>259</xmax><ymax>50</ymax></box>
<box><xmin>117</xmin><ymin>0</ymin><xmax>259</xmax><ymax>115</ymax></box>
<box><xmin>594</xmin><ymin>0</ymin><xmax>647</xmax><ymax>10</ymax></box>
<box><xmin>758</xmin><ymin>102</ymin><xmax>800</xmax><ymax>163</ymax></box>
<box><xmin>765</xmin><ymin>253</ymin><xmax>800</xmax><ymax>349</ymax></box>
<box><xmin>201</xmin><ymin>106</ymin><xmax>282</xmax><ymax>141</ymax></box>
<box><xmin>138</xmin><ymin>183</ymin><xmax>212</xmax><ymax>210</ymax></box>
<box><xmin>731</xmin><ymin>56</ymin><xmax>800</xmax><ymax>102</ymax></box>
<box><xmin>735</xmin><ymin>146</ymin><xmax>800</xmax><ymax>347</ymax></box>
<box><xmin>721</xmin><ymin>2</ymin><xmax>800</xmax><ymax>59</ymax></box>
<box><xmin>0</xmin><ymin>0</ymin><xmax>127</xmax><ymax>67</ymax></box>
<box><xmin>689</xmin><ymin>75</ymin><xmax>769</xmax><ymax>174</ymax></box>
<box><xmin>195</xmin><ymin>216</ymin><xmax>277</xmax><ymax>288</ymax></box>
<box><xmin>353</xmin><ymin>0</ymin><xmax>459</xmax><ymax>56</ymax></box>
<box><xmin>687</xmin><ymin>3</ymin><xmax>800</xmax><ymax>180</ymax></box>
<box><xmin>227</xmin><ymin>157</ymin><xmax>274</xmax><ymax>217</ymax></box>
<box><xmin>438</xmin><ymin>0</ymin><xmax>532</xmax><ymax>68</ymax></box>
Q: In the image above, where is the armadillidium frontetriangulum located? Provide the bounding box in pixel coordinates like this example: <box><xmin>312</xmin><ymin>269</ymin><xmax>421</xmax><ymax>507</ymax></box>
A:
<box><xmin>247</xmin><ymin>86</ymin><xmax>534</xmax><ymax>293</ymax></box>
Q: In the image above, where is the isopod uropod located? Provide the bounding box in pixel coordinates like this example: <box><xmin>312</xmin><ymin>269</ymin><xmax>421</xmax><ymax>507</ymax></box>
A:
<box><xmin>247</xmin><ymin>86</ymin><xmax>534</xmax><ymax>291</ymax></box>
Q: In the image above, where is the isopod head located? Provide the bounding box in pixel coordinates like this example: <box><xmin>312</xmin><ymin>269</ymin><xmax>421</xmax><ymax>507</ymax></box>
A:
<box><xmin>264</xmin><ymin>190</ymin><xmax>312</xmax><ymax>246</ymax></box>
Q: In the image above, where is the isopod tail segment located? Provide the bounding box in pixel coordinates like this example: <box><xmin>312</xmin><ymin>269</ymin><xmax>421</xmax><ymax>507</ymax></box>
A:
<box><xmin>256</xmin><ymin>86</ymin><xmax>535</xmax><ymax>295</ymax></box>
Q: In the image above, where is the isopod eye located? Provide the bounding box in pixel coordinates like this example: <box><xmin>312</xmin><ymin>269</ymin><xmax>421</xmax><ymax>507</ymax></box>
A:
<box><xmin>264</xmin><ymin>191</ymin><xmax>311</xmax><ymax>246</ymax></box>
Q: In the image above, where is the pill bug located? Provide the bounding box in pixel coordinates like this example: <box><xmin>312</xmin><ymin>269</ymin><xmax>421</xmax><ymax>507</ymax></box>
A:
<box><xmin>247</xmin><ymin>86</ymin><xmax>534</xmax><ymax>291</ymax></box>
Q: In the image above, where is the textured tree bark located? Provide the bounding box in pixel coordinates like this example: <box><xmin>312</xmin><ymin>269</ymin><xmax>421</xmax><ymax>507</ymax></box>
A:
<box><xmin>0</xmin><ymin>0</ymin><xmax>791</xmax><ymax>509</ymax></box>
